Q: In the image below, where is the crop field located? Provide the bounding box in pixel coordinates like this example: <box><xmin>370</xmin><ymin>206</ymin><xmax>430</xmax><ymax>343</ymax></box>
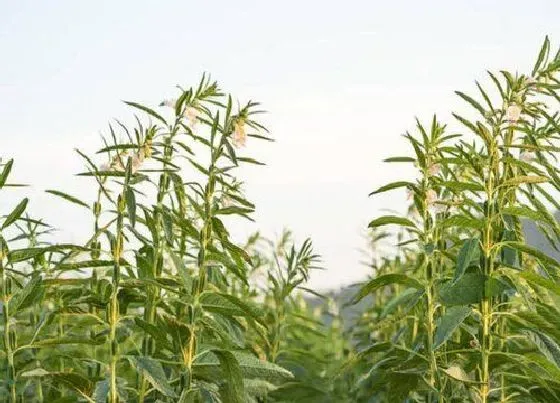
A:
<box><xmin>2</xmin><ymin>37</ymin><xmax>560</xmax><ymax>402</ymax></box>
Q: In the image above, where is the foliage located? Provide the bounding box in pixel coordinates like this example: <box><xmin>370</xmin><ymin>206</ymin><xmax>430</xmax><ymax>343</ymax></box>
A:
<box><xmin>3</xmin><ymin>37</ymin><xmax>560</xmax><ymax>403</ymax></box>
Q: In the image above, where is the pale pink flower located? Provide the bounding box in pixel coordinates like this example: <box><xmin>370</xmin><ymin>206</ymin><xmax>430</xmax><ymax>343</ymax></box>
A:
<box><xmin>99</xmin><ymin>163</ymin><xmax>110</xmax><ymax>172</ymax></box>
<box><xmin>406</xmin><ymin>188</ymin><xmax>414</xmax><ymax>200</ymax></box>
<box><xmin>426</xmin><ymin>189</ymin><xmax>445</xmax><ymax>213</ymax></box>
<box><xmin>520</xmin><ymin>151</ymin><xmax>536</xmax><ymax>163</ymax></box>
<box><xmin>232</xmin><ymin>119</ymin><xmax>247</xmax><ymax>148</ymax></box>
<box><xmin>426</xmin><ymin>189</ymin><xmax>437</xmax><ymax>205</ymax></box>
<box><xmin>184</xmin><ymin>106</ymin><xmax>199</xmax><ymax>128</ymax></box>
<box><xmin>131</xmin><ymin>151</ymin><xmax>144</xmax><ymax>173</ymax></box>
<box><xmin>506</xmin><ymin>104</ymin><xmax>522</xmax><ymax>123</ymax></box>
<box><xmin>428</xmin><ymin>163</ymin><xmax>441</xmax><ymax>176</ymax></box>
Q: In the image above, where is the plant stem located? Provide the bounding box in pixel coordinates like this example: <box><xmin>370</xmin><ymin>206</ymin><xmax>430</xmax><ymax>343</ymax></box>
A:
<box><xmin>1</xmin><ymin>249</ymin><xmax>16</xmax><ymax>403</ymax></box>
<box><xmin>138</xmin><ymin>124</ymin><xmax>177</xmax><ymax>403</ymax></box>
<box><xmin>109</xmin><ymin>172</ymin><xmax>129</xmax><ymax>403</ymax></box>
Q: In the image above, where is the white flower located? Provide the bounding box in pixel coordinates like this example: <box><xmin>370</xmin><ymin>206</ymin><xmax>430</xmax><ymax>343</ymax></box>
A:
<box><xmin>426</xmin><ymin>189</ymin><xmax>437</xmax><ymax>205</ymax></box>
<box><xmin>184</xmin><ymin>106</ymin><xmax>199</xmax><ymax>128</ymax></box>
<box><xmin>428</xmin><ymin>163</ymin><xmax>441</xmax><ymax>176</ymax></box>
<box><xmin>232</xmin><ymin>119</ymin><xmax>247</xmax><ymax>148</ymax></box>
<box><xmin>131</xmin><ymin>151</ymin><xmax>144</xmax><ymax>174</ymax></box>
<box><xmin>426</xmin><ymin>189</ymin><xmax>445</xmax><ymax>213</ymax></box>
<box><xmin>406</xmin><ymin>188</ymin><xmax>414</xmax><ymax>200</ymax></box>
<box><xmin>520</xmin><ymin>151</ymin><xmax>536</xmax><ymax>162</ymax></box>
<box><xmin>222</xmin><ymin>194</ymin><xmax>233</xmax><ymax>208</ymax></box>
<box><xmin>160</xmin><ymin>99</ymin><xmax>176</xmax><ymax>108</ymax></box>
<box><xmin>506</xmin><ymin>104</ymin><xmax>522</xmax><ymax>123</ymax></box>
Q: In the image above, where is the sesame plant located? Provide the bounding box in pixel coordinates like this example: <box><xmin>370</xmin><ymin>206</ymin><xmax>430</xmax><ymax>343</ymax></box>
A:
<box><xmin>4</xmin><ymin>38</ymin><xmax>560</xmax><ymax>403</ymax></box>
<box><xmin>350</xmin><ymin>36</ymin><xmax>560</xmax><ymax>402</ymax></box>
<box><xmin>0</xmin><ymin>77</ymin><xmax>346</xmax><ymax>402</ymax></box>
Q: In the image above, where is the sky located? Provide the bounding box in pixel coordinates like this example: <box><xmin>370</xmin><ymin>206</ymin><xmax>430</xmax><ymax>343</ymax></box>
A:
<box><xmin>1</xmin><ymin>0</ymin><xmax>560</xmax><ymax>290</ymax></box>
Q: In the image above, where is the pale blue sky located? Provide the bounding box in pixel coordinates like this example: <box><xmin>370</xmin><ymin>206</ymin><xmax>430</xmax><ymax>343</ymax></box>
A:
<box><xmin>2</xmin><ymin>0</ymin><xmax>560</xmax><ymax>289</ymax></box>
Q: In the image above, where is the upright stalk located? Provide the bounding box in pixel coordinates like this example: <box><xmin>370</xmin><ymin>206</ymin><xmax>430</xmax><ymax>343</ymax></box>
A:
<box><xmin>108</xmin><ymin>160</ymin><xmax>130</xmax><ymax>403</ymax></box>
<box><xmin>0</xmin><ymin>242</ymin><xmax>16</xmax><ymax>403</ymax></box>
<box><xmin>480</xmin><ymin>134</ymin><xmax>498</xmax><ymax>403</ymax></box>
<box><xmin>138</xmin><ymin>124</ymin><xmax>176</xmax><ymax>403</ymax></box>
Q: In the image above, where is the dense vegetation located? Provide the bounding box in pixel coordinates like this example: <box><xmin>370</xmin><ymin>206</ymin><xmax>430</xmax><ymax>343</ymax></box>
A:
<box><xmin>2</xmin><ymin>38</ymin><xmax>560</xmax><ymax>402</ymax></box>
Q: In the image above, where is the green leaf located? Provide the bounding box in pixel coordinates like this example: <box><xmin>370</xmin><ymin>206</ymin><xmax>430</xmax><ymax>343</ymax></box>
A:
<box><xmin>193</xmin><ymin>351</ymin><xmax>293</xmax><ymax>383</ymax></box>
<box><xmin>369</xmin><ymin>181</ymin><xmax>413</xmax><ymax>196</ymax></box>
<box><xmin>124</xmin><ymin>101</ymin><xmax>168</xmax><ymax>125</ymax></box>
<box><xmin>8</xmin><ymin>275</ymin><xmax>42</xmax><ymax>314</ymax></box>
<box><xmin>126</xmin><ymin>187</ymin><xmax>136</xmax><ymax>227</ymax></box>
<box><xmin>200</xmin><ymin>292</ymin><xmax>264</xmax><ymax>324</ymax></box>
<box><xmin>532</xmin><ymin>35</ymin><xmax>550</xmax><ymax>76</ymax></box>
<box><xmin>454</xmin><ymin>238</ymin><xmax>480</xmax><ymax>282</ymax></box>
<box><xmin>502</xmin><ymin>241</ymin><xmax>560</xmax><ymax>269</ymax></box>
<box><xmin>380</xmin><ymin>287</ymin><xmax>424</xmax><ymax>318</ymax></box>
<box><xmin>352</xmin><ymin>274</ymin><xmax>423</xmax><ymax>304</ymax></box>
<box><xmin>442</xmin><ymin>366</ymin><xmax>474</xmax><ymax>383</ymax></box>
<box><xmin>2</xmin><ymin>198</ymin><xmax>28</xmax><ymax>229</ymax></box>
<box><xmin>455</xmin><ymin>91</ymin><xmax>486</xmax><ymax>118</ymax></box>
<box><xmin>0</xmin><ymin>159</ymin><xmax>14</xmax><ymax>189</ymax></box>
<box><xmin>213</xmin><ymin>350</ymin><xmax>245</xmax><ymax>403</ymax></box>
<box><xmin>126</xmin><ymin>356</ymin><xmax>177</xmax><ymax>398</ymax></box>
<box><xmin>434</xmin><ymin>306</ymin><xmax>472</xmax><ymax>349</ymax></box>
<box><xmin>439</xmin><ymin>273</ymin><xmax>510</xmax><ymax>306</ymax></box>
<box><xmin>528</xmin><ymin>330</ymin><xmax>560</xmax><ymax>368</ymax></box>
<box><xmin>93</xmin><ymin>379</ymin><xmax>110</xmax><ymax>403</ymax></box>
<box><xmin>520</xmin><ymin>271</ymin><xmax>560</xmax><ymax>297</ymax></box>
<box><xmin>383</xmin><ymin>156</ymin><xmax>415</xmax><ymax>163</ymax></box>
<box><xmin>501</xmin><ymin>175</ymin><xmax>549</xmax><ymax>187</ymax></box>
<box><xmin>368</xmin><ymin>216</ymin><xmax>417</xmax><ymax>230</ymax></box>
<box><xmin>45</xmin><ymin>189</ymin><xmax>90</xmax><ymax>209</ymax></box>
<box><xmin>502</xmin><ymin>206</ymin><xmax>545</xmax><ymax>223</ymax></box>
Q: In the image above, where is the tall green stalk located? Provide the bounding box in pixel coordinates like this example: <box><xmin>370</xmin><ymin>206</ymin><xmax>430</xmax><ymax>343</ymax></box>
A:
<box><xmin>108</xmin><ymin>158</ymin><xmax>132</xmax><ymax>403</ymax></box>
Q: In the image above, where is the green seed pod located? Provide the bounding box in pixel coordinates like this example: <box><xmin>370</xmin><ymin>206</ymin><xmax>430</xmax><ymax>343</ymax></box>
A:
<box><xmin>117</xmin><ymin>193</ymin><xmax>126</xmax><ymax>213</ymax></box>
<box><xmin>93</xmin><ymin>201</ymin><xmax>101</xmax><ymax>216</ymax></box>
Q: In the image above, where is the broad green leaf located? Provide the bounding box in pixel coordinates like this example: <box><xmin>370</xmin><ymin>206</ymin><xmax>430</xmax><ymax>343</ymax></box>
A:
<box><xmin>93</xmin><ymin>380</ymin><xmax>110</xmax><ymax>403</ymax></box>
<box><xmin>352</xmin><ymin>274</ymin><xmax>423</xmax><ymax>304</ymax></box>
<box><xmin>380</xmin><ymin>287</ymin><xmax>424</xmax><ymax>318</ymax></box>
<box><xmin>502</xmin><ymin>241</ymin><xmax>560</xmax><ymax>269</ymax></box>
<box><xmin>213</xmin><ymin>350</ymin><xmax>245</xmax><ymax>403</ymax></box>
<box><xmin>453</xmin><ymin>238</ymin><xmax>480</xmax><ymax>282</ymax></box>
<box><xmin>8</xmin><ymin>275</ymin><xmax>42</xmax><ymax>314</ymax></box>
<box><xmin>520</xmin><ymin>271</ymin><xmax>560</xmax><ymax>296</ymax></box>
<box><xmin>434</xmin><ymin>306</ymin><xmax>472</xmax><ymax>349</ymax></box>
<box><xmin>193</xmin><ymin>351</ymin><xmax>293</xmax><ymax>383</ymax></box>
<box><xmin>528</xmin><ymin>330</ymin><xmax>560</xmax><ymax>368</ymax></box>
<box><xmin>126</xmin><ymin>356</ymin><xmax>177</xmax><ymax>398</ymax></box>
<box><xmin>200</xmin><ymin>292</ymin><xmax>264</xmax><ymax>324</ymax></box>
<box><xmin>439</xmin><ymin>273</ymin><xmax>510</xmax><ymax>306</ymax></box>
<box><xmin>442</xmin><ymin>366</ymin><xmax>474</xmax><ymax>383</ymax></box>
